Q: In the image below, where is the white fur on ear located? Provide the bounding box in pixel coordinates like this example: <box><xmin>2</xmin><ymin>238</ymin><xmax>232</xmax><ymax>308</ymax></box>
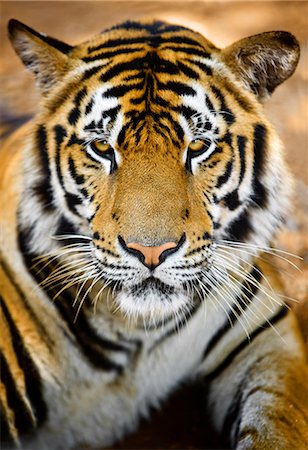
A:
<box><xmin>8</xmin><ymin>19</ymin><xmax>74</xmax><ymax>93</ymax></box>
<box><xmin>221</xmin><ymin>31</ymin><xmax>300</xmax><ymax>101</ymax></box>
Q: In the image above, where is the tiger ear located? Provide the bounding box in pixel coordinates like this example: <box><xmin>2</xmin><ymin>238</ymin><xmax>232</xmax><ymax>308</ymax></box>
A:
<box><xmin>8</xmin><ymin>19</ymin><xmax>74</xmax><ymax>94</ymax></box>
<box><xmin>221</xmin><ymin>31</ymin><xmax>300</xmax><ymax>101</ymax></box>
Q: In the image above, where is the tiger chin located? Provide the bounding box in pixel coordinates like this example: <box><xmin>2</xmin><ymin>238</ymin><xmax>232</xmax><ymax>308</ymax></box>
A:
<box><xmin>1</xmin><ymin>18</ymin><xmax>308</xmax><ymax>450</ymax></box>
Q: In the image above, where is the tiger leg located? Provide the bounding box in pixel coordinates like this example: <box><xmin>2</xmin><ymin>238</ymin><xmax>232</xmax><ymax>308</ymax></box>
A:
<box><xmin>205</xmin><ymin>313</ymin><xmax>308</xmax><ymax>449</ymax></box>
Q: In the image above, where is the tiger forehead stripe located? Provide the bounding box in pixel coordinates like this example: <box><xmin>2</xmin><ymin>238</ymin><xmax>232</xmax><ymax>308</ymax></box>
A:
<box><xmin>86</xmin><ymin>21</ymin><xmax>210</xmax><ymax>54</ymax></box>
<box><xmin>44</xmin><ymin>26</ymin><xmax>253</xmax><ymax>150</ymax></box>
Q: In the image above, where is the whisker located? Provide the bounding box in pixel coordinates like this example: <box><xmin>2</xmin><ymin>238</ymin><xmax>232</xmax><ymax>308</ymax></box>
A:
<box><xmin>215</xmin><ymin>243</ymin><xmax>301</xmax><ymax>272</ymax></box>
<box><xmin>216</xmin><ymin>239</ymin><xmax>302</xmax><ymax>260</ymax></box>
<box><xmin>215</xmin><ymin>247</ymin><xmax>276</xmax><ymax>295</ymax></box>
<box><xmin>73</xmin><ymin>272</ymin><xmax>98</xmax><ymax>322</ymax></box>
<box><xmin>52</xmin><ymin>234</ymin><xmax>92</xmax><ymax>241</ymax></box>
<box><xmin>205</xmin><ymin>269</ymin><xmax>252</xmax><ymax>338</ymax></box>
<box><xmin>214</xmin><ymin>256</ymin><xmax>284</xmax><ymax>310</ymax></box>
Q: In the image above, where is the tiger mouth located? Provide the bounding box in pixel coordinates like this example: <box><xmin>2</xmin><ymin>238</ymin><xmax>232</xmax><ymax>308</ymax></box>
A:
<box><xmin>129</xmin><ymin>276</ymin><xmax>176</xmax><ymax>296</ymax></box>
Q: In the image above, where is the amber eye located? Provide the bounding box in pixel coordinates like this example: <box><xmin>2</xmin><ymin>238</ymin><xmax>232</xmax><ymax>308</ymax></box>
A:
<box><xmin>189</xmin><ymin>139</ymin><xmax>211</xmax><ymax>153</ymax></box>
<box><xmin>91</xmin><ymin>140</ymin><xmax>110</xmax><ymax>155</ymax></box>
<box><xmin>186</xmin><ymin>139</ymin><xmax>212</xmax><ymax>173</ymax></box>
<box><xmin>89</xmin><ymin>141</ymin><xmax>117</xmax><ymax>174</ymax></box>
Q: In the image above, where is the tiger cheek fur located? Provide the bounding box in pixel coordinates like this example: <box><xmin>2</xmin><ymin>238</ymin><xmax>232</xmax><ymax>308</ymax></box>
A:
<box><xmin>1</xmin><ymin>18</ymin><xmax>307</xmax><ymax>450</ymax></box>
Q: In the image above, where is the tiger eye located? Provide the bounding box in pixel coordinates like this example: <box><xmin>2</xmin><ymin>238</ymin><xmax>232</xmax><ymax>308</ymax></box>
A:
<box><xmin>189</xmin><ymin>139</ymin><xmax>209</xmax><ymax>152</ymax></box>
<box><xmin>90</xmin><ymin>140</ymin><xmax>117</xmax><ymax>174</ymax></box>
<box><xmin>186</xmin><ymin>139</ymin><xmax>212</xmax><ymax>173</ymax></box>
<box><xmin>91</xmin><ymin>140</ymin><xmax>110</xmax><ymax>155</ymax></box>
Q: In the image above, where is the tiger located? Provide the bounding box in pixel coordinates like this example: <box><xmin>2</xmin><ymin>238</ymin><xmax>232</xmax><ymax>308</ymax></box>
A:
<box><xmin>1</xmin><ymin>17</ymin><xmax>308</xmax><ymax>450</ymax></box>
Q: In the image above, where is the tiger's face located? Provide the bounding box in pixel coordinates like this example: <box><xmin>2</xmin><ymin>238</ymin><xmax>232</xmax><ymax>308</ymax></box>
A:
<box><xmin>9</xmin><ymin>20</ymin><xmax>299</xmax><ymax>321</ymax></box>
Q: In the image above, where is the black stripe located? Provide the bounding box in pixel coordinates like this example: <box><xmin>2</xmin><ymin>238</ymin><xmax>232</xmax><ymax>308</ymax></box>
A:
<box><xmin>85</xmin><ymin>98</ymin><xmax>94</xmax><ymax>115</ymax></box>
<box><xmin>226</xmin><ymin>209</ymin><xmax>252</xmax><ymax>242</ymax></box>
<box><xmin>216</xmin><ymin>158</ymin><xmax>233</xmax><ymax>188</ymax></box>
<box><xmin>189</xmin><ymin>59</ymin><xmax>213</xmax><ymax>76</ymax></box>
<box><xmin>102</xmin><ymin>106</ymin><xmax>121</xmax><ymax>124</ymax></box>
<box><xmin>163</xmin><ymin>46</ymin><xmax>211</xmax><ymax>58</ymax></box>
<box><xmin>74</xmin><ymin>87</ymin><xmax>87</xmax><ymax>105</ymax></box>
<box><xmin>63</xmin><ymin>191</ymin><xmax>83</xmax><ymax>215</ymax></box>
<box><xmin>0</xmin><ymin>297</ymin><xmax>47</xmax><ymax>426</ymax></box>
<box><xmin>82</xmin><ymin>46</ymin><xmax>143</xmax><ymax>63</ymax></box>
<box><xmin>81</xmin><ymin>65</ymin><xmax>105</xmax><ymax>81</ymax></box>
<box><xmin>54</xmin><ymin>125</ymin><xmax>82</xmax><ymax>217</ymax></box>
<box><xmin>251</xmin><ymin>124</ymin><xmax>268</xmax><ymax>208</ymax></box>
<box><xmin>103</xmin><ymin>82</ymin><xmax>144</xmax><ymax>98</ymax></box>
<box><xmin>237</xmin><ymin>135</ymin><xmax>247</xmax><ymax>184</ymax></box>
<box><xmin>68</xmin><ymin>88</ymin><xmax>87</xmax><ymax>126</ymax></box>
<box><xmin>219</xmin><ymin>136</ymin><xmax>246</xmax><ymax>209</ymax></box>
<box><xmin>223</xmin><ymin>189</ymin><xmax>242</xmax><ymax>211</ymax></box>
<box><xmin>211</xmin><ymin>85</ymin><xmax>235</xmax><ymax>125</ymax></box>
<box><xmin>68</xmin><ymin>107</ymin><xmax>80</xmax><ymax>125</ymax></box>
<box><xmin>206</xmin><ymin>305</ymin><xmax>289</xmax><ymax>380</ymax></box>
<box><xmin>179</xmin><ymin>105</ymin><xmax>198</xmax><ymax>122</ymax></box>
<box><xmin>67</xmin><ymin>133</ymin><xmax>84</xmax><ymax>147</ymax></box>
<box><xmin>88</xmin><ymin>36</ymin><xmax>156</xmax><ymax>53</ymax></box>
<box><xmin>106</xmin><ymin>20</ymin><xmax>165</xmax><ymax>34</ymax></box>
<box><xmin>117</xmin><ymin>123</ymin><xmax>130</xmax><ymax>147</ymax></box>
<box><xmin>54</xmin><ymin>215</ymin><xmax>80</xmax><ymax>245</ymax></box>
<box><xmin>124</xmin><ymin>72</ymin><xmax>144</xmax><ymax>82</ymax></box>
<box><xmin>0</xmin><ymin>349</ymin><xmax>36</xmax><ymax>434</ymax></box>
<box><xmin>54</xmin><ymin>124</ymin><xmax>67</xmax><ymax>190</ymax></box>
<box><xmin>32</xmin><ymin>125</ymin><xmax>54</xmax><ymax>211</ymax></box>
<box><xmin>68</xmin><ymin>157</ymin><xmax>85</xmax><ymax>185</ymax></box>
<box><xmin>100</xmin><ymin>56</ymin><xmax>148</xmax><ymax>82</ymax></box>
<box><xmin>152</xmin><ymin>57</ymin><xmax>180</xmax><ymax>75</ymax></box>
<box><xmin>202</xmin><ymin>267</ymin><xmax>262</xmax><ymax>359</ymax></box>
<box><xmin>252</xmin><ymin>124</ymin><xmax>267</xmax><ymax>176</ymax></box>
<box><xmin>162</xmin><ymin>36</ymin><xmax>208</xmax><ymax>51</ymax></box>
<box><xmin>84</xmin><ymin>120</ymin><xmax>97</xmax><ymax>132</ymax></box>
<box><xmin>157</xmin><ymin>80</ymin><xmax>196</xmax><ymax>96</ymax></box>
<box><xmin>177</xmin><ymin>61</ymin><xmax>200</xmax><ymax>80</ymax></box>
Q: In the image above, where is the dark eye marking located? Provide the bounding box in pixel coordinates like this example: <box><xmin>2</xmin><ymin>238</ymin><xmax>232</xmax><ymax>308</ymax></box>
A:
<box><xmin>185</xmin><ymin>138</ymin><xmax>212</xmax><ymax>173</ymax></box>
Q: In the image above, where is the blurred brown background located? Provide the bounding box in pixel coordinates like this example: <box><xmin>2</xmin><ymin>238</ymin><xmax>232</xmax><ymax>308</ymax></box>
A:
<box><xmin>1</xmin><ymin>1</ymin><xmax>307</xmax><ymax>449</ymax></box>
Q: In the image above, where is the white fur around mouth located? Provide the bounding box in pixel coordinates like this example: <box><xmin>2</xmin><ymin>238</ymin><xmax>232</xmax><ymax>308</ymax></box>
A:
<box><xmin>114</xmin><ymin>280</ymin><xmax>194</xmax><ymax>324</ymax></box>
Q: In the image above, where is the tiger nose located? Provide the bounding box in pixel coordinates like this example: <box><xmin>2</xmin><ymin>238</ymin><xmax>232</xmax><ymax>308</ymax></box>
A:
<box><xmin>118</xmin><ymin>234</ymin><xmax>186</xmax><ymax>270</ymax></box>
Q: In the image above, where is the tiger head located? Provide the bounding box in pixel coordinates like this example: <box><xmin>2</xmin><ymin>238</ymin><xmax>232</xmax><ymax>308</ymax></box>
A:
<box><xmin>9</xmin><ymin>19</ymin><xmax>299</xmax><ymax>322</ymax></box>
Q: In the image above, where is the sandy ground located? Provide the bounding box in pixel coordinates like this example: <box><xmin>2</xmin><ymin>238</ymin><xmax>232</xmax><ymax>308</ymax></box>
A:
<box><xmin>0</xmin><ymin>1</ymin><xmax>307</xmax><ymax>448</ymax></box>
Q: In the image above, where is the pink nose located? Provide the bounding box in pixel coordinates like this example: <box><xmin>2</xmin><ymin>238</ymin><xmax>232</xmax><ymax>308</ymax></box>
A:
<box><xmin>127</xmin><ymin>241</ymin><xmax>178</xmax><ymax>268</ymax></box>
<box><xmin>118</xmin><ymin>234</ymin><xmax>186</xmax><ymax>270</ymax></box>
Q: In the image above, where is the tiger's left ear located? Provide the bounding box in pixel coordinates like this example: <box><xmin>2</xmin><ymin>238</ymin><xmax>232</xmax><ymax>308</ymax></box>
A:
<box><xmin>221</xmin><ymin>31</ymin><xmax>300</xmax><ymax>101</ymax></box>
<box><xmin>8</xmin><ymin>19</ymin><xmax>74</xmax><ymax>94</ymax></box>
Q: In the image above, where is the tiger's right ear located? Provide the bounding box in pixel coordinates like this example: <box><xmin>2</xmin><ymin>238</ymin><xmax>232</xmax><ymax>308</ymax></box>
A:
<box><xmin>8</xmin><ymin>19</ymin><xmax>74</xmax><ymax>94</ymax></box>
